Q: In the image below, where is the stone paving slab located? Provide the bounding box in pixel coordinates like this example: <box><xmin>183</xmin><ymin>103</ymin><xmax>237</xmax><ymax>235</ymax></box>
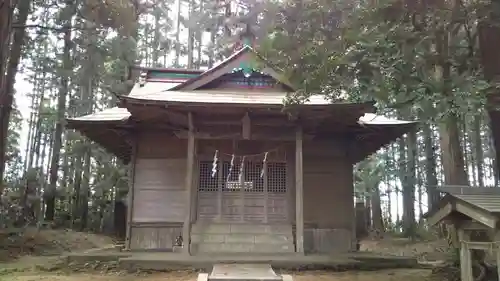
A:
<box><xmin>208</xmin><ymin>264</ymin><xmax>283</xmax><ymax>281</ymax></box>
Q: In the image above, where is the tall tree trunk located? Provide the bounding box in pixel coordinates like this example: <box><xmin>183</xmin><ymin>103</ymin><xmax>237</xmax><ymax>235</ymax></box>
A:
<box><xmin>187</xmin><ymin>0</ymin><xmax>194</xmax><ymax>68</ymax></box>
<box><xmin>45</xmin><ymin>13</ymin><xmax>74</xmax><ymax>221</ymax></box>
<box><xmin>383</xmin><ymin>148</ymin><xmax>393</xmax><ymax>225</ymax></box>
<box><xmin>473</xmin><ymin>114</ymin><xmax>485</xmax><ymax>187</ymax></box>
<box><xmin>436</xmin><ymin>14</ymin><xmax>469</xmax><ymax>187</ymax></box>
<box><xmin>423</xmin><ymin>123</ymin><xmax>439</xmax><ymax>208</ymax></box>
<box><xmin>71</xmin><ymin>153</ymin><xmax>83</xmax><ymax>228</ymax></box>
<box><xmin>462</xmin><ymin>120</ymin><xmax>470</xmax><ymax>181</ymax></box>
<box><xmin>23</xmin><ymin>87</ymin><xmax>36</xmax><ymax>173</ymax></box>
<box><xmin>79</xmin><ymin>148</ymin><xmax>91</xmax><ymax>230</ymax></box>
<box><xmin>0</xmin><ymin>0</ymin><xmax>30</xmax><ymax>194</ymax></box>
<box><xmin>152</xmin><ymin>9</ymin><xmax>160</xmax><ymax>66</ymax></box>
<box><xmin>174</xmin><ymin>0</ymin><xmax>182</xmax><ymax>67</ymax></box>
<box><xmin>478</xmin><ymin>1</ymin><xmax>500</xmax><ymax>181</ymax></box>
<box><xmin>371</xmin><ymin>183</ymin><xmax>384</xmax><ymax>232</ymax></box>
<box><xmin>208</xmin><ymin>21</ymin><xmax>217</xmax><ymax>68</ymax></box>
<box><xmin>439</xmin><ymin>114</ymin><xmax>469</xmax><ymax>186</ymax></box>
<box><xmin>196</xmin><ymin>0</ymin><xmax>204</xmax><ymax>68</ymax></box>
<box><xmin>402</xmin><ymin>129</ymin><xmax>417</xmax><ymax>237</ymax></box>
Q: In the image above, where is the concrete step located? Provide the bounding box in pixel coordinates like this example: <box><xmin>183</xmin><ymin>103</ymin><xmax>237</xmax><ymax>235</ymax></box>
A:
<box><xmin>203</xmin><ymin>263</ymin><xmax>285</xmax><ymax>281</ymax></box>
<box><xmin>191</xmin><ymin>241</ymin><xmax>295</xmax><ymax>254</ymax></box>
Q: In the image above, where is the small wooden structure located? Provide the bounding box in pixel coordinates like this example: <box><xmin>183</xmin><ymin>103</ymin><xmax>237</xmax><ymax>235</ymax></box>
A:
<box><xmin>66</xmin><ymin>45</ymin><xmax>416</xmax><ymax>257</ymax></box>
<box><xmin>424</xmin><ymin>187</ymin><xmax>500</xmax><ymax>281</ymax></box>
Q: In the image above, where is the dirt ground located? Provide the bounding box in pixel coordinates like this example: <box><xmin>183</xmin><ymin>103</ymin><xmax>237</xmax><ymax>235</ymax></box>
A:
<box><xmin>1</xmin><ymin>269</ymin><xmax>432</xmax><ymax>281</ymax></box>
<box><xmin>0</xmin><ymin>229</ymin><xmax>441</xmax><ymax>281</ymax></box>
<box><xmin>359</xmin><ymin>237</ymin><xmax>450</xmax><ymax>261</ymax></box>
<box><xmin>0</xmin><ymin>228</ymin><xmax>115</xmax><ymax>262</ymax></box>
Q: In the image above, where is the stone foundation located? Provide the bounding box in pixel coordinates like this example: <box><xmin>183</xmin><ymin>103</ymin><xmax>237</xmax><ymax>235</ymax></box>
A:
<box><xmin>190</xmin><ymin>223</ymin><xmax>295</xmax><ymax>254</ymax></box>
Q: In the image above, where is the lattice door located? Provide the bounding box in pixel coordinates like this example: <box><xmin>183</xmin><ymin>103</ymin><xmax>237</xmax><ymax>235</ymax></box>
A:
<box><xmin>197</xmin><ymin>160</ymin><xmax>288</xmax><ymax>223</ymax></box>
<box><xmin>266</xmin><ymin>162</ymin><xmax>288</xmax><ymax>223</ymax></box>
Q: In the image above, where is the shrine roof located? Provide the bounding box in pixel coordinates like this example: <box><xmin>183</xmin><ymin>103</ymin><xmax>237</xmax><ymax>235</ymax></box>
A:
<box><xmin>423</xmin><ymin>186</ymin><xmax>500</xmax><ymax>229</ymax></box>
<box><xmin>122</xmin><ymin>90</ymin><xmax>330</xmax><ymax>106</ymax></box>
<box><xmin>168</xmin><ymin>45</ymin><xmax>296</xmax><ymax>91</ymax></box>
<box><xmin>65</xmin><ymin>45</ymin><xmax>417</xmax><ymax>163</ymax></box>
<box><xmin>68</xmin><ymin>106</ymin><xmax>416</xmax><ymax>124</ymax></box>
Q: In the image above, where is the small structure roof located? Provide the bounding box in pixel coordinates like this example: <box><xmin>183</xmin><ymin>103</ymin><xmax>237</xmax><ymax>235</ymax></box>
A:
<box><xmin>424</xmin><ymin>186</ymin><xmax>500</xmax><ymax>229</ymax></box>
<box><xmin>437</xmin><ymin>186</ymin><xmax>500</xmax><ymax>213</ymax></box>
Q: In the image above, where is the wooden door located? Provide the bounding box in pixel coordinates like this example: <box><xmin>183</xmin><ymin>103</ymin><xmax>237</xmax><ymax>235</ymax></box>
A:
<box><xmin>197</xmin><ymin>160</ymin><xmax>288</xmax><ymax>223</ymax></box>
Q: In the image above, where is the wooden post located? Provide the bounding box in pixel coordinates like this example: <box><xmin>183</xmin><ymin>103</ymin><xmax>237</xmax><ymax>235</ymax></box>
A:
<box><xmin>263</xmin><ymin>158</ymin><xmax>268</xmax><ymax>223</ymax></box>
<box><xmin>295</xmin><ymin>126</ymin><xmax>304</xmax><ymax>254</ymax></box>
<box><xmin>496</xmin><ymin>241</ymin><xmax>500</xmax><ymax>281</ymax></box>
<box><xmin>125</xmin><ymin>136</ymin><xmax>138</xmax><ymax>250</ymax></box>
<box><xmin>183</xmin><ymin>112</ymin><xmax>195</xmax><ymax>255</ymax></box>
<box><xmin>494</xmin><ymin>231</ymin><xmax>500</xmax><ymax>281</ymax></box>
<box><xmin>217</xmin><ymin>158</ymin><xmax>223</xmax><ymax>222</ymax></box>
<box><xmin>458</xmin><ymin>228</ymin><xmax>473</xmax><ymax>281</ymax></box>
<box><xmin>239</xmin><ymin>156</ymin><xmax>246</xmax><ymax>222</ymax></box>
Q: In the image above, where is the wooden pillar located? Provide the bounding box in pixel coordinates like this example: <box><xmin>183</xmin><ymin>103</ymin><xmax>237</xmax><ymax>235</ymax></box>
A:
<box><xmin>125</xmin><ymin>136</ymin><xmax>138</xmax><ymax>250</ymax></box>
<box><xmin>494</xmin><ymin>231</ymin><xmax>500</xmax><ymax>281</ymax></box>
<box><xmin>458</xmin><ymin>228</ymin><xmax>473</xmax><ymax>281</ymax></box>
<box><xmin>183</xmin><ymin>112</ymin><xmax>195</xmax><ymax>255</ymax></box>
<box><xmin>239</xmin><ymin>156</ymin><xmax>246</xmax><ymax>222</ymax></box>
<box><xmin>295</xmin><ymin>126</ymin><xmax>304</xmax><ymax>254</ymax></box>
<box><xmin>263</xmin><ymin>159</ymin><xmax>268</xmax><ymax>223</ymax></box>
<box><xmin>496</xmin><ymin>245</ymin><xmax>500</xmax><ymax>281</ymax></box>
<box><xmin>217</xmin><ymin>158</ymin><xmax>223</xmax><ymax>222</ymax></box>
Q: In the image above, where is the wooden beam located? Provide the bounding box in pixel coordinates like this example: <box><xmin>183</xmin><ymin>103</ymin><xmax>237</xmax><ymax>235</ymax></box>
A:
<box><xmin>166</xmin><ymin>109</ymin><xmax>190</xmax><ymax>126</ymax></box>
<box><xmin>462</xmin><ymin>241</ymin><xmax>496</xmax><ymax>250</ymax></box>
<box><xmin>125</xmin><ymin>136</ymin><xmax>138</xmax><ymax>250</ymax></box>
<box><xmin>175</xmin><ymin>131</ymin><xmax>240</xmax><ymax>139</ymax></box>
<box><xmin>126</xmin><ymin>107</ymin><xmax>163</xmax><ymax>121</ymax></box>
<box><xmin>174</xmin><ymin>130</ymin><xmax>315</xmax><ymax>141</ymax></box>
<box><xmin>242</xmin><ymin>112</ymin><xmax>251</xmax><ymax>139</ymax></box>
<box><xmin>295</xmin><ymin>125</ymin><xmax>304</xmax><ymax>254</ymax></box>
<box><xmin>459</xmin><ymin>220</ymin><xmax>492</xmax><ymax>230</ymax></box>
<box><xmin>426</xmin><ymin>203</ymin><xmax>453</xmax><ymax>227</ymax></box>
<box><xmin>199</xmin><ymin>115</ymin><xmax>292</xmax><ymax>127</ymax></box>
<box><xmin>183</xmin><ymin>112</ymin><xmax>195</xmax><ymax>255</ymax></box>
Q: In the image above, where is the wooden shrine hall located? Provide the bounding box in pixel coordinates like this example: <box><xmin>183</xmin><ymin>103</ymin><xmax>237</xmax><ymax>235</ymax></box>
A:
<box><xmin>66</xmin><ymin>45</ymin><xmax>417</xmax><ymax>256</ymax></box>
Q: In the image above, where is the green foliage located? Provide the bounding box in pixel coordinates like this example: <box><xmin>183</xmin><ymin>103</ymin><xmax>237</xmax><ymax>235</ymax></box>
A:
<box><xmin>4</xmin><ymin>100</ymin><xmax>23</xmax><ymax>186</ymax></box>
<box><xmin>354</xmin><ymin>156</ymin><xmax>384</xmax><ymax>197</ymax></box>
<box><xmin>261</xmin><ymin>0</ymin><xmax>491</xmax><ymax>122</ymax></box>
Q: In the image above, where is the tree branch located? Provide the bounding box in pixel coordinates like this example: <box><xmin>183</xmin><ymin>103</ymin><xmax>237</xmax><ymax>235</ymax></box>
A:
<box><xmin>11</xmin><ymin>24</ymin><xmax>99</xmax><ymax>32</ymax></box>
<box><xmin>11</xmin><ymin>24</ymin><xmax>65</xmax><ymax>32</ymax></box>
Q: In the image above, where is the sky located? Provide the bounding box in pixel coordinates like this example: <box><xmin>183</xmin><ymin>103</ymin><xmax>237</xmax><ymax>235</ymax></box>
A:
<box><xmin>14</xmin><ymin>76</ymin><xmax>31</xmax><ymax>164</ymax></box>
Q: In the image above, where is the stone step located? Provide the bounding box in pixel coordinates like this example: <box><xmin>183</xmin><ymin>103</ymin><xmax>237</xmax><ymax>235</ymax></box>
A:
<box><xmin>191</xmin><ymin>241</ymin><xmax>295</xmax><ymax>254</ymax></box>
<box><xmin>191</xmin><ymin>233</ymin><xmax>294</xmax><ymax>244</ymax></box>
<box><xmin>206</xmin><ymin>264</ymin><xmax>284</xmax><ymax>281</ymax></box>
<box><xmin>192</xmin><ymin>223</ymin><xmax>292</xmax><ymax>235</ymax></box>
